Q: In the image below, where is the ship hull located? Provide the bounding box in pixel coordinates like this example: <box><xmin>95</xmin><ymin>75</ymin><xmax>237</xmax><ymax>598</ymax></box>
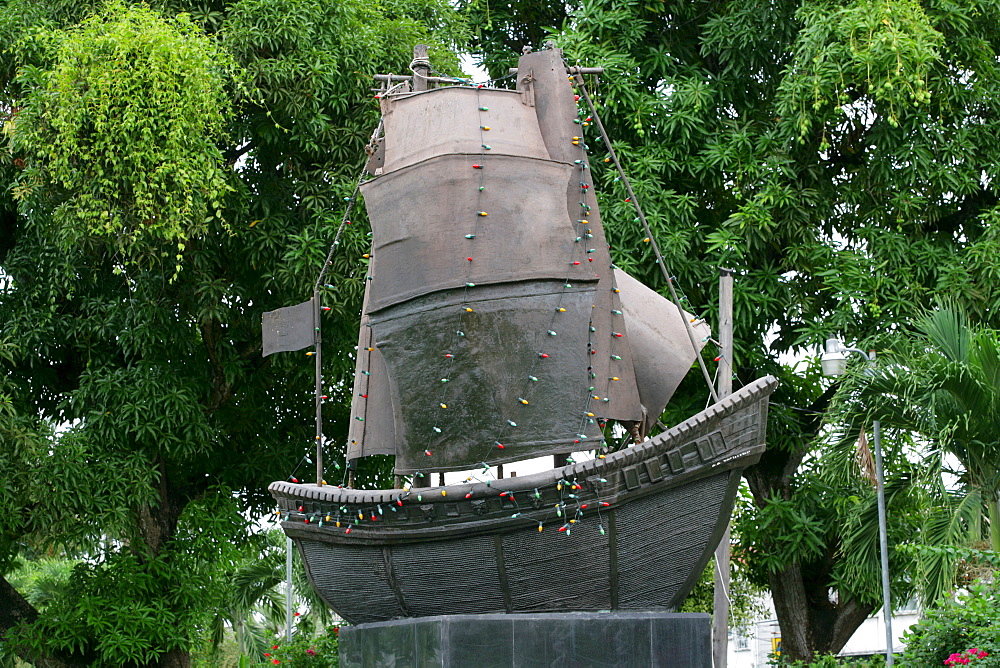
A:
<box><xmin>270</xmin><ymin>376</ymin><xmax>777</xmax><ymax>624</ymax></box>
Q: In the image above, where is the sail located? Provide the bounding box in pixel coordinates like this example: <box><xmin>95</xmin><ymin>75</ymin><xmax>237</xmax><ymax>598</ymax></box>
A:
<box><xmin>613</xmin><ymin>269</ymin><xmax>711</xmax><ymax>436</ymax></box>
<box><xmin>348</xmin><ymin>48</ymin><xmax>680</xmax><ymax>475</ymax></box>
<box><xmin>345</xmin><ymin>256</ymin><xmax>396</xmax><ymax>460</ymax></box>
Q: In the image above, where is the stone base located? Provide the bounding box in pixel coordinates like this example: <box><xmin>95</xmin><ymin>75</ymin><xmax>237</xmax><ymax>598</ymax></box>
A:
<box><xmin>339</xmin><ymin>611</ymin><xmax>711</xmax><ymax>668</ymax></box>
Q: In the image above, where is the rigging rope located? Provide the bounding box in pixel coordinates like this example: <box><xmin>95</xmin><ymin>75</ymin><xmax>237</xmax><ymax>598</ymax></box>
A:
<box><xmin>314</xmin><ymin>118</ymin><xmax>384</xmax><ymax>292</ymax></box>
<box><xmin>570</xmin><ymin>70</ymin><xmax>721</xmax><ymax>404</ymax></box>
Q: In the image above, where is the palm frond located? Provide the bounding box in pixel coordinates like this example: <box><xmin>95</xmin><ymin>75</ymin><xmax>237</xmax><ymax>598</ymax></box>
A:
<box><xmin>916</xmin><ymin>303</ymin><xmax>969</xmax><ymax>364</ymax></box>
<box><xmin>916</xmin><ymin>488</ymin><xmax>983</xmax><ymax>607</ymax></box>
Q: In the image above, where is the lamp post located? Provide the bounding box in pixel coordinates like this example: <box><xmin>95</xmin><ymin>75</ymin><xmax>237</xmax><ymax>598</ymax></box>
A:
<box><xmin>821</xmin><ymin>338</ymin><xmax>893</xmax><ymax>665</ymax></box>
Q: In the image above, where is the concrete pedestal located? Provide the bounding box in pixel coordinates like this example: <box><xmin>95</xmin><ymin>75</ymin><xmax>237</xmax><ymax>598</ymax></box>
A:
<box><xmin>339</xmin><ymin>611</ymin><xmax>711</xmax><ymax>668</ymax></box>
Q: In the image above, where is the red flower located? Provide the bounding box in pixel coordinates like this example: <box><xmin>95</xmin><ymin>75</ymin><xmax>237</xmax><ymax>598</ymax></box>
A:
<box><xmin>273</xmin><ymin>660</ymin><xmax>280</xmax><ymax>665</ymax></box>
<box><xmin>272</xmin><ymin>645</ymin><xmax>279</xmax><ymax>650</ymax></box>
<box><xmin>264</xmin><ymin>654</ymin><xmax>271</xmax><ymax>657</ymax></box>
<box><xmin>306</xmin><ymin>649</ymin><xmax>317</xmax><ymax>656</ymax></box>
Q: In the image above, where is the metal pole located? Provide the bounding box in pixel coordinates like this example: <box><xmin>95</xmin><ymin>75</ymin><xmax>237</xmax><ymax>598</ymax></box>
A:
<box><xmin>285</xmin><ymin>536</ymin><xmax>294</xmax><ymax>641</ymax></box>
<box><xmin>713</xmin><ymin>268</ymin><xmax>734</xmax><ymax>668</ymax></box>
<box><xmin>314</xmin><ymin>290</ymin><xmax>323</xmax><ymax>485</ymax></box>
<box><xmin>873</xmin><ymin>420</ymin><xmax>893</xmax><ymax>665</ymax></box>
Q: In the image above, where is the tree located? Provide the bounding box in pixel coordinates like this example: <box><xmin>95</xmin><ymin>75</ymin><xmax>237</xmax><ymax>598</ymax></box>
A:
<box><xmin>203</xmin><ymin>530</ymin><xmax>334</xmax><ymax>665</ymax></box>
<box><xmin>833</xmin><ymin>305</ymin><xmax>1000</xmax><ymax>604</ymax></box>
<box><xmin>470</xmin><ymin>0</ymin><xmax>1000</xmax><ymax>660</ymax></box>
<box><xmin>0</xmin><ymin>1</ymin><xmax>466</xmax><ymax>665</ymax></box>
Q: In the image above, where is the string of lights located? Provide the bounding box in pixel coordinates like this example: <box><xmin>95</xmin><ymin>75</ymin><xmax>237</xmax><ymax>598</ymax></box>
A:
<box><xmin>273</xmin><ymin>63</ymin><xmax>729</xmax><ymax>540</ymax></box>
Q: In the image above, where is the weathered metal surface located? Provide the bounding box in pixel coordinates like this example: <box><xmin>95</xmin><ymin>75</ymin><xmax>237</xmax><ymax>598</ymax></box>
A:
<box><xmin>379</xmin><ymin>88</ymin><xmax>548</xmax><ymax>173</ymax></box>
<box><xmin>270</xmin><ymin>46</ymin><xmax>778</xmax><ymax>625</ymax></box>
<box><xmin>345</xmin><ymin>257</ymin><xmax>396</xmax><ymax>460</ymax></box>
<box><xmin>517</xmin><ymin>49</ymin><xmax>579</xmax><ymax>164</ymax></box>
<box><xmin>261</xmin><ymin>298</ymin><xmax>314</xmax><ymax>356</ymax></box>
<box><xmin>368</xmin><ymin>280</ymin><xmax>603</xmax><ymax>474</ymax></box>
<box><xmin>270</xmin><ymin>376</ymin><xmax>777</xmax><ymax>623</ymax></box>
<box><xmin>359</xmin><ymin>154</ymin><xmax>596</xmax><ymax>313</ymax></box>
<box><xmin>614</xmin><ymin>268</ymin><xmax>711</xmax><ymax>436</ymax></box>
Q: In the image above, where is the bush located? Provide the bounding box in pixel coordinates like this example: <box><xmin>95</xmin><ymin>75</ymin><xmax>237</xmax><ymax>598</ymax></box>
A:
<box><xmin>262</xmin><ymin>626</ymin><xmax>340</xmax><ymax>667</ymax></box>
<box><xmin>899</xmin><ymin>580</ymin><xmax>1000</xmax><ymax>667</ymax></box>
<box><xmin>771</xmin><ymin>655</ymin><xmax>885</xmax><ymax>667</ymax></box>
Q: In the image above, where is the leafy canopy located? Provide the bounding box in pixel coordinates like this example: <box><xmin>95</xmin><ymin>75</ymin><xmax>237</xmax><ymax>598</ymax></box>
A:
<box><xmin>10</xmin><ymin>1</ymin><xmax>236</xmax><ymax>269</ymax></box>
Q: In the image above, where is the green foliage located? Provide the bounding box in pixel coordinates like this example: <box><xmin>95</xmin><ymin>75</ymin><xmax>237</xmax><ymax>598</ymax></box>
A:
<box><xmin>677</xmin><ymin>557</ymin><xmax>768</xmax><ymax>632</ymax></box>
<box><xmin>832</xmin><ymin>305</ymin><xmax>1000</xmax><ymax>604</ymax></box>
<box><xmin>263</xmin><ymin>626</ymin><xmax>340</xmax><ymax>667</ymax></box>
<box><xmin>772</xmin><ymin>655</ymin><xmax>886</xmax><ymax>667</ymax></box>
<box><xmin>899</xmin><ymin>580</ymin><xmax>1000</xmax><ymax>667</ymax></box>
<box><xmin>0</xmin><ymin>0</ymin><xmax>468</xmax><ymax>662</ymax></box>
<box><xmin>10</xmin><ymin>1</ymin><xmax>236</xmax><ymax>266</ymax></box>
<box><xmin>202</xmin><ymin>529</ymin><xmax>336</xmax><ymax>664</ymax></box>
<box><xmin>780</xmin><ymin>0</ymin><xmax>942</xmax><ymax>136</ymax></box>
<box><xmin>5</xmin><ymin>493</ymin><xmax>249</xmax><ymax>666</ymax></box>
<box><xmin>467</xmin><ymin>0</ymin><xmax>1000</xmax><ymax>659</ymax></box>
<box><xmin>5</xmin><ymin>557</ymin><xmax>75</xmax><ymax>611</ymax></box>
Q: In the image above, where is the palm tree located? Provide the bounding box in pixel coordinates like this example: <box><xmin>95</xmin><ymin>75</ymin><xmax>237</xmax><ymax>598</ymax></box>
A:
<box><xmin>834</xmin><ymin>304</ymin><xmax>1000</xmax><ymax>604</ymax></box>
<box><xmin>205</xmin><ymin>529</ymin><xmax>336</xmax><ymax>664</ymax></box>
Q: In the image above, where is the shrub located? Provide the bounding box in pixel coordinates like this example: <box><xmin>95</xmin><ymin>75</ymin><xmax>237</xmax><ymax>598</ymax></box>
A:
<box><xmin>771</xmin><ymin>654</ymin><xmax>885</xmax><ymax>666</ymax></box>
<box><xmin>899</xmin><ymin>580</ymin><xmax>1000</xmax><ymax>667</ymax></box>
<box><xmin>262</xmin><ymin>626</ymin><xmax>340</xmax><ymax>667</ymax></box>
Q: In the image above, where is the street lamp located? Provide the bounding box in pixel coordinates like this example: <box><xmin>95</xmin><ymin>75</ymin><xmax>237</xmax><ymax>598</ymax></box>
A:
<box><xmin>821</xmin><ymin>337</ymin><xmax>894</xmax><ymax>666</ymax></box>
<box><xmin>820</xmin><ymin>337</ymin><xmax>849</xmax><ymax>376</ymax></box>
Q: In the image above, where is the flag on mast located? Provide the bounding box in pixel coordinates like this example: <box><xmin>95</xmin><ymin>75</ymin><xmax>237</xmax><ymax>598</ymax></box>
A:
<box><xmin>262</xmin><ymin>298</ymin><xmax>315</xmax><ymax>356</ymax></box>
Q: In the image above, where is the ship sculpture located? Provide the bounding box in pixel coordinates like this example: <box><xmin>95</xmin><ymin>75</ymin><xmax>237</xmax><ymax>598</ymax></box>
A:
<box><xmin>269</xmin><ymin>45</ymin><xmax>778</xmax><ymax>625</ymax></box>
